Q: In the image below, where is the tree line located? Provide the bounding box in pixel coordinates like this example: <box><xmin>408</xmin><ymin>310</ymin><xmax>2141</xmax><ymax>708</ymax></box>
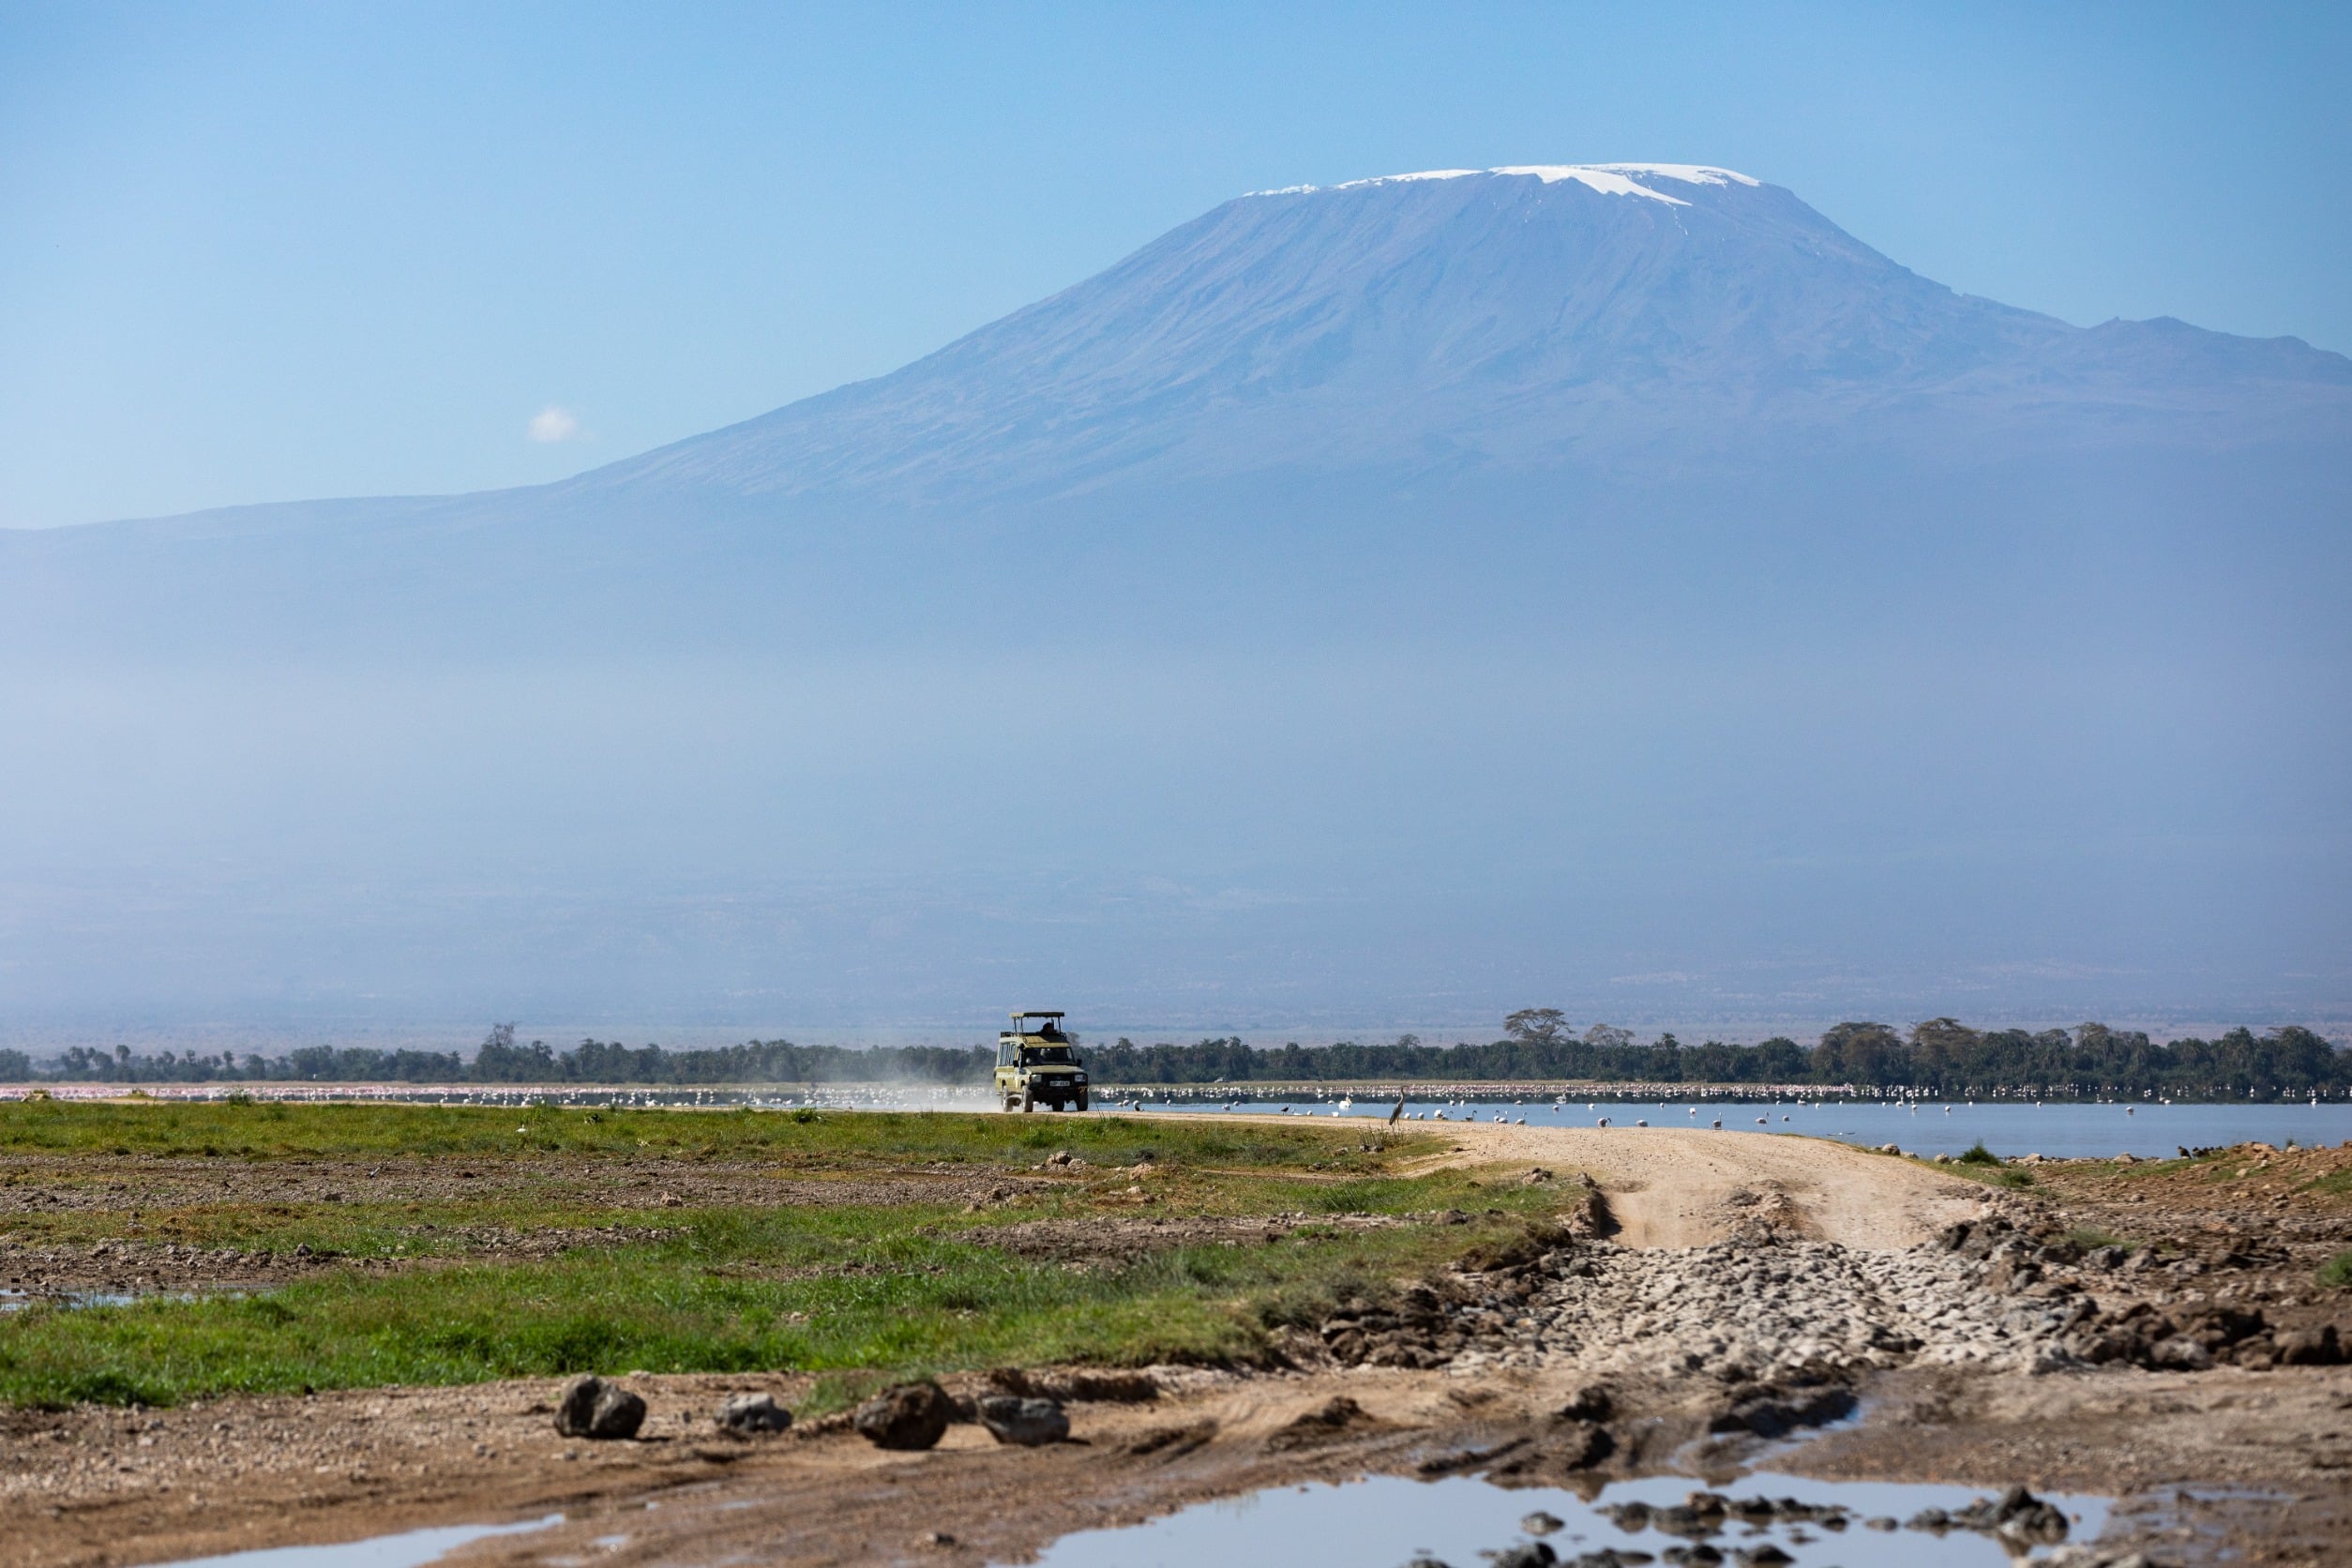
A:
<box><xmin>9</xmin><ymin>1016</ymin><xmax>2344</xmax><ymax>1100</ymax></box>
<box><xmin>1080</xmin><ymin>1016</ymin><xmax>2345</xmax><ymax>1099</ymax></box>
<box><xmin>17</xmin><ymin>1027</ymin><xmax>985</xmax><ymax>1089</ymax></box>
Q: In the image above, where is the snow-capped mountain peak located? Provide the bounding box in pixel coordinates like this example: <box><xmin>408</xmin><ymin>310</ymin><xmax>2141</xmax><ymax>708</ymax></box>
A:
<box><xmin>1255</xmin><ymin>162</ymin><xmax>1761</xmax><ymax>204</ymax></box>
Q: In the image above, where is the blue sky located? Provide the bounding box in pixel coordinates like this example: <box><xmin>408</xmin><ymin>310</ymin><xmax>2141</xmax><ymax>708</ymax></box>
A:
<box><xmin>3</xmin><ymin>0</ymin><xmax>2346</xmax><ymax>530</ymax></box>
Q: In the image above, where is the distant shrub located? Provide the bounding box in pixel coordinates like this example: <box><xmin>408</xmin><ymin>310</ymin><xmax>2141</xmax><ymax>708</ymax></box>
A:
<box><xmin>1955</xmin><ymin>1141</ymin><xmax>2001</xmax><ymax>1166</ymax></box>
<box><xmin>2065</xmin><ymin>1226</ymin><xmax>2134</xmax><ymax>1253</ymax></box>
<box><xmin>2320</xmin><ymin>1250</ymin><xmax>2352</xmax><ymax>1291</ymax></box>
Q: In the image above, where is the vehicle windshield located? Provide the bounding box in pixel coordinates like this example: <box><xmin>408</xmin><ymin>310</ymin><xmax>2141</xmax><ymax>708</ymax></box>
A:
<box><xmin>1020</xmin><ymin>1045</ymin><xmax>1078</xmax><ymax>1065</ymax></box>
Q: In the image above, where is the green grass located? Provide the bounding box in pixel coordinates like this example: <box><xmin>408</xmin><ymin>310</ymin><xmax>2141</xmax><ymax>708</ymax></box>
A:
<box><xmin>0</xmin><ymin>1199</ymin><xmax>1553</xmax><ymax>1410</ymax></box>
<box><xmin>1937</xmin><ymin>1159</ymin><xmax>2034</xmax><ymax>1189</ymax></box>
<box><xmin>0</xmin><ymin>1101</ymin><xmax>1566</xmax><ymax>1409</ymax></box>
<box><xmin>0</xmin><ymin>1100</ymin><xmax>1391</xmax><ymax>1168</ymax></box>
<box><xmin>2302</xmin><ymin>1168</ymin><xmax>2352</xmax><ymax>1201</ymax></box>
<box><xmin>2063</xmin><ymin>1226</ymin><xmax>2135</xmax><ymax>1253</ymax></box>
<box><xmin>2320</xmin><ymin>1250</ymin><xmax>2352</xmax><ymax>1291</ymax></box>
<box><xmin>0</xmin><ymin>1159</ymin><xmax>1500</xmax><ymax>1264</ymax></box>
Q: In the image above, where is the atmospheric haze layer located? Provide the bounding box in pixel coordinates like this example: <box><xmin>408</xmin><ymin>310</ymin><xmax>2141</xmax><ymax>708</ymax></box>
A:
<box><xmin>3</xmin><ymin>165</ymin><xmax>2347</xmax><ymax>1041</ymax></box>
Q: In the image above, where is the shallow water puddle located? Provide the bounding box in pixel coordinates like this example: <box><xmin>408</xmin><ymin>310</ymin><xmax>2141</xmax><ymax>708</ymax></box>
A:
<box><xmin>143</xmin><ymin>1513</ymin><xmax>560</xmax><ymax>1568</ymax></box>
<box><xmin>0</xmin><ymin>1288</ymin><xmax>147</xmax><ymax>1311</ymax></box>
<box><xmin>1018</xmin><ymin>1471</ymin><xmax>2108</xmax><ymax>1568</ymax></box>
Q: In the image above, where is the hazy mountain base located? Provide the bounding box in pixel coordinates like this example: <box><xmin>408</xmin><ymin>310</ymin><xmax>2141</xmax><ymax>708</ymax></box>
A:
<box><xmin>3</xmin><ymin>445</ymin><xmax>2346</xmax><ymax>1031</ymax></box>
<box><xmin>8</xmin><ymin>439</ymin><xmax>2344</xmax><ymax>658</ymax></box>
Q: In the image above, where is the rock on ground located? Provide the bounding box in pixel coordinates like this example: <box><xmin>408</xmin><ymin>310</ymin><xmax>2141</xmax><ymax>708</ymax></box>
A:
<box><xmin>977</xmin><ymin>1395</ymin><xmax>1070</xmax><ymax>1446</ymax></box>
<box><xmin>853</xmin><ymin>1380</ymin><xmax>955</xmax><ymax>1451</ymax></box>
<box><xmin>553</xmin><ymin>1375</ymin><xmax>646</xmax><ymax>1440</ymax></box>
<box><xmin>715</xmin><ymin>1392</ymin><xmax>792</xmax><ymax>1434</ymax></box>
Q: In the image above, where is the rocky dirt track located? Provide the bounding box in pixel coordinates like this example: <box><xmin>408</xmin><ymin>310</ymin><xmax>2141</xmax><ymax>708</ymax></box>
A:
<box><xmin>1362</xmin><ymin>1119</ymin><xmax>1987</xmax><ymax>1248</ymax></box>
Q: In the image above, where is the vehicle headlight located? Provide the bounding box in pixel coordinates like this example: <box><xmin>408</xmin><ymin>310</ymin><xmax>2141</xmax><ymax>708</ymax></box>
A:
<box><xmin>1074</xmin><ymin>1073</ymin><xmax>1087</xmax><ymax>1083</ymax></box>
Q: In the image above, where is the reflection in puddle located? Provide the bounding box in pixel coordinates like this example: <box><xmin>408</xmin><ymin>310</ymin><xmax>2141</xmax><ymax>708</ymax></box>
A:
<box><xmin>1020</xmin><ymin>1471</ymin><xmax>2108</xmax><ymax>1568</ymax></box>
<box><xmin>0</xmin><ymin>1288</ymin><xmax>153</xmax><ymax>1312</ymax></box>
<box><xmin>0</xmin><ymin>1287</ymin><xmax>252</xmax><ymax>1314</ymax></box>
<box><xmin>143</xmin><ymin>1514</ymin><xmax>561</xmax><ymax>1568</ymax></box>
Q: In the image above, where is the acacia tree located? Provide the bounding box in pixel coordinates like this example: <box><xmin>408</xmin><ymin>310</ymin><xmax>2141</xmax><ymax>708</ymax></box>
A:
<box><xmin>1503</xmin><ymin>1008</ymin><xmax>1567</xmax><ymax>1046</ymax></box>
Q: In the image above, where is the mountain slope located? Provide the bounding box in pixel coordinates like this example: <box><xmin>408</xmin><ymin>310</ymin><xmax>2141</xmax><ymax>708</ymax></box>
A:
<box><xmin>578</xmin><ymin>163</ymin><xmax>2349</xmax><ymax>505</ymax></box>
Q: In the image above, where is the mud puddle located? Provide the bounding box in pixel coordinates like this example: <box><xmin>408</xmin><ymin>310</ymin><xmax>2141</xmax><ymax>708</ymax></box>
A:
<box><xmin>0</xmin><ymin>1287</ymin><xmax>157</xmax><ymax>1311</ymax></box>
<box><xmin>1020</xmin><ymin>1470</ymin><xmax>2110</xmax><ymax>1568</ymax></box>
<box><xmin>143</xmin><ymin>1514</ymin><xmax>560</xmax><ymax>1568</ymax></box>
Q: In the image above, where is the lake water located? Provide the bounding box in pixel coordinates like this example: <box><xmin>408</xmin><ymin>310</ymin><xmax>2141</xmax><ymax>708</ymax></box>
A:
<box><xmin>12</xmin><ymin>1080</ymin><xmax>2344</xmax><ymax>1160</ymax></box>
<box><xmin>1124</xmin><ymin>1094</ymin><xmax>2352</xmax><ymax>1160</ymax></box>
<box><xmin>1021</xmin><ymin>1470</ymin><xmax>2110</xmax><ymax>1568</ymax></box>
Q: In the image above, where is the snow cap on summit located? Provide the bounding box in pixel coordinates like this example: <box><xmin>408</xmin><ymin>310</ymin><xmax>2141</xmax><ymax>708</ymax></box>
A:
<box><xmin>1253</xmin><ymin>163</ymin><xmax>1760</xmax><ymax>204</ymax></box>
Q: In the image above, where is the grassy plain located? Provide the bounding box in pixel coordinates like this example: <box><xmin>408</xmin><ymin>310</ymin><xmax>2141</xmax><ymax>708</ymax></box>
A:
<box><xmin>0</xmin><ymin>1100</ymin><xmax>1556</xmax><ymax>1410</ymax></box>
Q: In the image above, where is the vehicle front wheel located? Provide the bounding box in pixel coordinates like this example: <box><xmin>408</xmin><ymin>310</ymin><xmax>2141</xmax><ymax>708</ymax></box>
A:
<box><xmin>1021</xmin><ymin>1085</ymin><xmax>1035</xmax><ymax>1113</ymax></box>
<box><xmin>1076</xmin><ymin>1087</ymin><xmax>1090</xmax><ymax>1112</ymax></box>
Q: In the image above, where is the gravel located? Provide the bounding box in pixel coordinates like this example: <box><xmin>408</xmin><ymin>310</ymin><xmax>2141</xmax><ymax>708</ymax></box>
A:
<box><xmin>1322</xmin><ymin>1196</ymin><xmax>2346</xmax><ymax>1393</ymax></box>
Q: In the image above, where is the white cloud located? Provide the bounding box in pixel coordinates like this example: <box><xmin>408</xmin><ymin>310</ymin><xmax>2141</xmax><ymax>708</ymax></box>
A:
<box><xmin>527</xmin><ymin>405</ymin><xmax>580</xmax><ymax>443</ymax></box>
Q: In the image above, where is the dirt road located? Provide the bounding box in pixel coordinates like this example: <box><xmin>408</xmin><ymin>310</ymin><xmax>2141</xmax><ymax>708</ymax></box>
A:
<box><xmin>1142</xmin><ymin>1113</ymin><xmax>1985</xmax><ymax>1248</ymax></box>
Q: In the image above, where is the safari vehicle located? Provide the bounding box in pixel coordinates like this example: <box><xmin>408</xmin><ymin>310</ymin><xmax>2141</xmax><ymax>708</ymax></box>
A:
<box><xmin>995</xmin><ymin>1010</ymin><xmax>1089</xmax><ymax>1112</ymax></box>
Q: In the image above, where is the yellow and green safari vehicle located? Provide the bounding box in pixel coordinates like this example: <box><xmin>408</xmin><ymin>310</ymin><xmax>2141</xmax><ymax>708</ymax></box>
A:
<box><xmin>994</xmin><ymin>1010</ymin><xmax>1089</xmax><ymax>1112</ymax></box>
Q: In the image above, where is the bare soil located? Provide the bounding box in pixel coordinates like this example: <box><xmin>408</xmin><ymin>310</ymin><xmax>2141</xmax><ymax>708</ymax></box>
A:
<box><xmin>0</xmin><ymin>1156</ymin><xmax>1048</xmax><ymax>1294</ymax></box>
